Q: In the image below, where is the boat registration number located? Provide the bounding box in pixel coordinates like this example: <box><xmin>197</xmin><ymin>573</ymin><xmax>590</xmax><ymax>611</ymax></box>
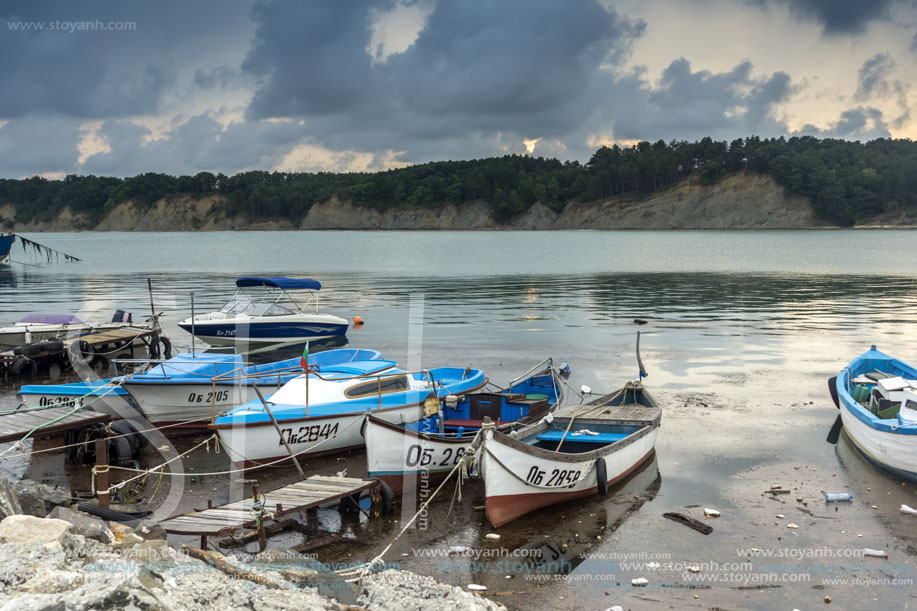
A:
<box><xmin>404</xmin><ymin>444</ymin><xmax>466</xmax><ymax>468</ymax></box>
<box><xmin>187</xmin><ymin>390</ymin><xmax>230</xmax><ymax>404</ymax></box>
<box><xmin>215</xmin><ymin>329</ymin><xmax>237</xmax><ymax>337</ymax></box>
<box><xmin>525</xmin><ymin>466</ymin><xmax>582</xmax><ymax>488</ymax></box>
<box><xmin>38</xmin><ymin>396</ymin><xmax>83</xmax><ymax>407</ymax></box>
<box><xmin>279</xmin><ymin>422</ymin><xmax>339</xmax><ymax>446</ymax></box>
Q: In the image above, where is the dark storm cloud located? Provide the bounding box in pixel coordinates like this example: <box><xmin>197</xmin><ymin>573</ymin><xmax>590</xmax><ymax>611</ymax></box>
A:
<box><xmin>243</xmin><ymin>0</ymin><xmax>645</xmax><ymax>161</ymax></box>
<box><xmin>0</xmin><ymin>1</ymin><xmax>253</xmax><ymax>118</ymax></box>
<box><xmin>855</xmin><ymin>53</ymin><xmax>895</xmax><ymax>100</ymax></box>
<box><xmin>750</xmin><ymin>0</ymin><xmax>915</xmax><ymax>35</ymax></box>
<box><xmin>0</xmin><ymin>116</ymin><xmax>82</xmax><ymax>176</ymax></box>
<box><xmin>795</xmin><ymin>107</ymin><xmax>892</xmax><ymax>139</ymax></box>
<box><xmin>80</xmin><ymin>114</ymin><xmax>310</xmax><ymax>176</ymax></box>
<box><xmin>604</xmin><ymin>58</ymin><xmax>792</xmax><ymax>143</ymax></box>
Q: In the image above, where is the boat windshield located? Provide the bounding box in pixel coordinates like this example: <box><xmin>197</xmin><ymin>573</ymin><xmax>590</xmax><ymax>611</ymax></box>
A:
<box><xmin>219</xmin><ymin>296</ymin><xmax>295</xmax><ymax>316</ymax></box>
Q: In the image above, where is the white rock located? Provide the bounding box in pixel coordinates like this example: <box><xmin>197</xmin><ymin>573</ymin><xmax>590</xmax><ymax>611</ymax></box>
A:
<box><xmin>776</xmin><ymin>514</ymin><xmax>785</xmax><ymax>519</ymax></box>
<box><xmin>484</xmin><ymin>533</ymin><xmax>501</xmax><ymax>541</ymax></box>
<box><xmin>467</xmin><ymin>584</ymin><xmax>487</xmax><ymax>591</ymax></box>
<box><xmin>687</xmin><ymin>566</ymin><xmax>701</xmax><ymax>573</ymax></box>
<box><xmin>0</xmin><ymin>515</ymin><xmax>70</xmax><ymax>545</ymax></box>
<box><xmin>704</xmin><ymin>508</ymin><xmax>720</xmax><ymax>517</ymax></box>
<box><xmin>786</xmin><ymin>523</ymin><xmax>799</xmax><ymax>529</ymax></box>
<box><xmin>631</xmin><ymin>577</ymin><xmax>648</xmax><ymax>586</ymax></box>
<box><xmin>606</xmin><ymin>607</ymin><xmax>624</xmax><ymax>611</ymax></box>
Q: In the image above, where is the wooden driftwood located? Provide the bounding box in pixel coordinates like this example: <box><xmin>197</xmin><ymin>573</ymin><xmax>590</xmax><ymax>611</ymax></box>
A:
<box><xmin>181</xmin><ymin>545</ymin><xmax>279</xmax><ymax>588</ymax></box>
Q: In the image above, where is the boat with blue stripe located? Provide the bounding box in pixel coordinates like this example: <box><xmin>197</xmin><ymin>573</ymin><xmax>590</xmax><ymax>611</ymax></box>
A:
<box><xmin>828</xmin><ymin>346</ymin><xmax>917</xmax><ymax>481</ymax></box>
<box><xmin>18</xmin><ymin>348</ymin><xmax>381</xmax><ymax>429</ymax></box>
<box><xmin>0</xmin><ymin>234</ymin><xmax>13</xmax><ymax>264</ymax></box>
<box><xmin>364</xmin><ymin>359</ymin><xmax>566</xmax><ymax>492</ymax></box>
<box><xmin>178</xmin><ymin>277</ymin><xmax>349</xmax><ymax>349</ymax></box>
<box><xmin>211</xmin><ymin>361</ymin><xmax>488</xmax><ymax>468</ymax></box>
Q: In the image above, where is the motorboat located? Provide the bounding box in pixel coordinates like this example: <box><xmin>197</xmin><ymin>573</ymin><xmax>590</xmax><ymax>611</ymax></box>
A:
<box><xmin>178</xmin><ymin>277</ymin><xmax>348</xmax><ymax>349</ymax></box>
<box><xmin>0</xmin><ymin>312</ymin><xmax>137</xmax><ymax>350</ymax></box>
<box><xmin>364</xmin><ymin>359</ymin><xmax>566</xmax><ymax>493</ymax></box>
<box><xmin>211</xmin><ymin>361</ymin><xmax>488</xmax><ymax>468</ymax></box>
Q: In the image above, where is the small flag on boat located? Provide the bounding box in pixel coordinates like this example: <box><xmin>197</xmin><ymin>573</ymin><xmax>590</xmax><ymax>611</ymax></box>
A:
<box><xmin>300</xmin><ymin>342</ymin><xmax>310</xmax><ymax>371</ymax></box>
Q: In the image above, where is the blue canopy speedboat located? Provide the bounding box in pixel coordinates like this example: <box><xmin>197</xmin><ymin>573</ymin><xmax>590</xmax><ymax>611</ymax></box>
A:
<box><xmin>178</xmin><ymin>277</ymin><xmax>349</xmax><ymax>349</ymax></box>
<box><xmin>212</xmin><ymin>361</ymin><xmax>488</xmax><ymax>467</ymax></box>
<box><xmin>364</xmin><ymin>359</ymin><xmax>566</xmax><ymax>493</ymax></box>
<box><xmin>829</xmin><ymin>345</ymin><xmax>917</xmax><ymax>481</ymax></box>
<box><xmin>18</xmin><ymin>348</ymin><xmax>382</xmax><ymax>429</ymax></box>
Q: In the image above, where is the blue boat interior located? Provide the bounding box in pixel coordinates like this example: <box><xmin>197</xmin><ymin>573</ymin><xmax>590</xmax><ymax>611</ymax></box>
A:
<box><xmin>525</xmin><ymin>422</ymin><xmax>642</xmax><ymax>454</ymax></box>
<box><xmin>840</xmin><ymin>347</ymin><xmax>917</xmax><ymax>423</ymax></box>
<box><xmin>403</xmin><ymin>371</ymin><xmax>559</xmax><ymax>438</ymax></box>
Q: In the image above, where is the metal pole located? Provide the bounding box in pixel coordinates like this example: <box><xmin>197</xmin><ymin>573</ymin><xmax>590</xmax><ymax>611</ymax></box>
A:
<box><xmin>252</xmin><ymin>383</ymin><xmax>305</xmax><ymax>477</ymax></box>
<box><xmin>191</xmin><ymin>293</ymin><xmax>196</xmax><ymax>357</ymax></box>
<box><xmin>147</xmin><ymin>279</ymin><xmax>155</xmax><ymax>319</ymax></box>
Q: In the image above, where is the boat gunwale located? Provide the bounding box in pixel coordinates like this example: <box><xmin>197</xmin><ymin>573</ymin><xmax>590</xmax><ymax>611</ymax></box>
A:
<box><xmin>837</xmin><ymin>349</ymin><xmax>917</xmax><ymax>436</ymax></box>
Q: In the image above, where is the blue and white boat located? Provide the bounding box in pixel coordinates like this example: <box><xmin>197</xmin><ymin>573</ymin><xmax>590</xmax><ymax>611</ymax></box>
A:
<box><xmin>178</xmin><ymin>277</ymin><xmax>349</xmax><ymax>348</ymax></box>
<box><xmin>212</xmin><ymin>361</ymin><xmax>488</xmax><ymax>468</ymax></box>
<box><xmin>364</xmin><ymin>359</ymin><xmax>565</xmax><ymax>493</ymax></box>
<box><xmin>0</xmin><ymin>233</ymin><xmax>13</xmax><ymax>264</ymax></box>
<box><xmin>18</xmin><ymin>348</ymin><xmax>381</xmax><ymax>429</ymax></box>
<box><xmin>829</xmin><ymin>345</ymin><xmax>917</xmax><ymax>481</ymax></box>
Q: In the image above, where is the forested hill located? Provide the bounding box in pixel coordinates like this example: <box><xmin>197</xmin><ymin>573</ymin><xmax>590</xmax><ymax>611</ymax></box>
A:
<box><xmin>2</xmin><ymin>136</ymin><xmax>916</xmax><ymax>229</ymax></box>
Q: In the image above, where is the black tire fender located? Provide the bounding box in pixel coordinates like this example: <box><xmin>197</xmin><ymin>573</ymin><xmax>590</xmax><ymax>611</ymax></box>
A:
<box><xmin>40</xmin><ymin>339</ymin><xmax>64</xmax><ymax>352</ymax></box>
<box><xmin>110</xmin><ymin>436</ymin><xmax>135</xmax><ymax>463</ymax></box>
<box><xmin>595</xmin><ymin>457</ymin><xmax>608</xmax><ymax>495</ymax></box>
<box><xmin>110</xmin><ymin>420</ymin><xmax>139</xmax><ymax>454</ymax></box>
<box><xmin>377</xmin><ymin>479</ymin><xmax>395</xmax><ymax>516</ymax></box>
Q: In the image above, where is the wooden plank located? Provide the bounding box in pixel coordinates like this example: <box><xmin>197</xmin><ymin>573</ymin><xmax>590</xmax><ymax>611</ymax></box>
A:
<box><xmin>0</xmin><ymin>407</ymin><xmax>109</xmax><ymax>443</ymax></box>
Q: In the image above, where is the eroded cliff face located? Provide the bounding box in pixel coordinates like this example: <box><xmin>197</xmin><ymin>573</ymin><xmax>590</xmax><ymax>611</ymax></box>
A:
<box><xmin>0</xmin><ymin>172</ymin><xmax>833</xmax><ymax>232</ymax></box>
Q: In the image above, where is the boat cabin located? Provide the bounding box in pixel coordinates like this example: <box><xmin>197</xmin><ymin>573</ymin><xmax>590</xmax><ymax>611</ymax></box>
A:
<box><xmin>220</xmin><ymin>277</ymin><xmax>323</xmax><ymax>317</ymax></box>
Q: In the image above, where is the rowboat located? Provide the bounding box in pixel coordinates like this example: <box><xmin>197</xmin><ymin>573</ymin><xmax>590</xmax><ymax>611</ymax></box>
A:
<box><xmin>364</xmin><ymin>359</ymin><xmax>566</xmax><ymax>493</ymax></box>
<box><xmin>211</xmin><ymin>361</ymin><xmax>487</xmax><ymax>468</ymax></box>
<box><xmin>178</xmin><ymin>277</ymin><xmax>348</xmax><ymax>348</ymax></box>
<box><xmin>828</xmin><ymin>345</ymin><xmax>917</xmax><ymax>481</ymax></box>
<box><xmin>17</xmin><ymin>348</ymin><xmax>381</xmax><ymax>428</ymax></box>
<box><xmin>470</xmin><ymin>381</ymin><xmax>661</xmax><ymax>527</ymax></box>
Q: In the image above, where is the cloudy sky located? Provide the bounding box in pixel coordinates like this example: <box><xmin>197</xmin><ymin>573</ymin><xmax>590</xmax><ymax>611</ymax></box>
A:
<box><xmin>1</xmin><ymin>0</ymin><xmax>915</xmax><ymax>178</ymax></box>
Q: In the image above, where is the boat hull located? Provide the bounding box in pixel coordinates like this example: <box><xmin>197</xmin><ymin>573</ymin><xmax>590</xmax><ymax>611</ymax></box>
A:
<box><xmin>365</xmin><ymin>417</ymin><xmax>478</xmax><ymax>493</ymax></box>
<box><xmin>479</xmin><ymin>423</ymin><xmax>658</xmax><ymax>527</ymax></box>
<box><xmin>214</xmin><ymin>404</ymin><xmax>426</xmax><ymax>468</ymax></box>
<box><xmin>178</xmin><ymin>316</ymin><xmax>348</xmax><ymax>347</ymax></box>
<box><xmin>835</xmin><ymin>348</ymin><xmax>917</xmax><ymax>482</ymax></box>
<box><xmin>123</xmin><ymin>382</ymin><xmax>258</xmax><ymax>429</ymax></box>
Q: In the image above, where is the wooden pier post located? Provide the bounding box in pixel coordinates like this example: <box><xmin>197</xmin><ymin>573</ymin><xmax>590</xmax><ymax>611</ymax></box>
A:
<box><xmin>252</xmin><ymin>482</ymin><xmax>266</xmax><ymax>552</ymax></box>
<box><xmin>95</xmin><ymin>437</ymin><xmax>109</xmax><ymax>509</ymax></box>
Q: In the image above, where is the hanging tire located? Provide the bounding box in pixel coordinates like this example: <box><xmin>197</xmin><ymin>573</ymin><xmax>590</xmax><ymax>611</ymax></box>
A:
<box><xmin>110</xmin><ymin>436</ymin><xmax>135</xmax><ymax>464</ymax></box>
<box><xmin>40</xmin><ymin>339</ymin><xmax>64</xmax><ymax>353</ymax></box>
<box><xmin>10</xmin><ymin>357</ymin><xmax>36</xmax><ymax>379</ymax></box>
<box><xmin>377</xmin><ymin>479</ymin><xmax>394</xmax><ymax>516</ymax></box>
<box><xmin>595</xmin><ymin>457</ymin><xmax>608</xmax><ymax>495</ymax></box>
<box><xmin>112</xmin><ymin>419</ymin><xmax>149</xmax><ymax>449</ymax></box>
<box><xmin>70</xmin><ymin>340</ymin><xmax>93</xmax><ymax>361</ymax></box>
<box><xmin>110</xmin><ymin>420</ymin><xmax>139</xmax><ymax>454</ymax></box>
<box><xmin>14</xmin><ymin>344</ymin><xmax>40</xmax><ymax>357</ymax></box>
<box><xmin>147</xmin><ymin>339</ymin><xmax>159</xmax><ymax>360</ymax></box>
<box><xmin>160</xmin><ymin>337</ymin><xmax>172</xmax><ymax>360</ymax></box>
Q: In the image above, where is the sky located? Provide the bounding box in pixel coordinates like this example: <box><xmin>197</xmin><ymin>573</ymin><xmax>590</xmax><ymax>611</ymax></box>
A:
<box><xmin>0</xmin><ymin>0</ymin><xmax>915</xmax><ymax>178</ymax></box>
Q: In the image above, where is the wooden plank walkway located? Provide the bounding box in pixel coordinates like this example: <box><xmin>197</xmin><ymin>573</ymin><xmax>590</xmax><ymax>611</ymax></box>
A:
<box><xmin>0</xmin><ymin>406</ymin><xmax>110</xmax><ymax>443</ymax></box>
<box><xmin>160</xmin><ymin>475</ymin><xmax>378</xmax><ymax>537</ymax></box>
<box><xmin>0</xmin><ymin>326</ymin><xmax>155</xmax><ymax>365</ymax></box>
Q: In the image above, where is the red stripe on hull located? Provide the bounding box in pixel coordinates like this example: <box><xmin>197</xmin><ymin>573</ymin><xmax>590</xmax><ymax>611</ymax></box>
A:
<box><xmin>371</xmin><ymin>470</ymin><xmax>453</xmax><ymax>495</ymax></box>
<box><xmin>485</xmin><ymin>448</ymin><xmax>656</xmax><ymax>527</ymax></box>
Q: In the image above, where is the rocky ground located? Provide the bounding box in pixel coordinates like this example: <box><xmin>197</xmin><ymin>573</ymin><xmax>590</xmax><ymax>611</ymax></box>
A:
<box><xmin>0</xmin><ymin>479</ymin><xmax>504</xmax><ymax>611</ymax></box>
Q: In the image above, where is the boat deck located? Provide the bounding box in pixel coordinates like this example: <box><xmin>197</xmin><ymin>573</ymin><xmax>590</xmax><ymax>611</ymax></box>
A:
<box><xmin>159</xmin><ymin>475</ymin><xmax>378</xmax><ymax>537</ymax></box>
<box><xmin>0</xmin><ymin>326</ymin><xmax>156</xmax><ymax>366</ymax></box>
<box><xmin>556</xmin><ymin>391</ymin><xmax>662</xmax><ymax>424</ymax></box>
<box><xmin>0</xmin><ymin>405</ymin><xmax>110</xmax><ymax>443</ymax></box>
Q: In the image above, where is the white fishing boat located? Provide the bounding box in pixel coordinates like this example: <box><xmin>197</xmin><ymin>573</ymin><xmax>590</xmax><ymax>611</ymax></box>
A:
<box><xmin>0</xmin><ymin>312</ymin><xmax>137</xmax><ymax>350</ymax></box>
<box><xmin>211</xmin><ymin>361</ymin><xmax>487</xmax><ymax>468</ymax></box>
<box><xmin>470</xmin><ymin>381</ymin><xmax>661</xmax><ymax>527</ymax></box>
<box><xmin>828</xmin><ymin>345</ymin><xmax>917</xmax><ymax>481</ymax></box>
<box><xmin>178</xmin><ymin>277</ymin><xmax>349</xmax><ymax>348</ymax></box>
<box><xmin>364</xmin><ymin>359</ymin><xmax>566</xmax><ymax>493</ymax></box>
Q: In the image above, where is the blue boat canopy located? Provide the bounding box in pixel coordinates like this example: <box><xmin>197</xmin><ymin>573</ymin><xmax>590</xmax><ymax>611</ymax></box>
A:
<box><xmin>235</xmin><ymin>277</ymin><xmax>321</xmax><ymax>291</ymax></box>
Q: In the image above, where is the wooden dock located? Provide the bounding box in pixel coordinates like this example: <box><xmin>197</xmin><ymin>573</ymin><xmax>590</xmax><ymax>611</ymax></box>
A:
<box><xmin>160</xmin><ymin>475</ymin><xmax>379</xmax><ymax>544</ymax></box>
<box><xmin>0</xmin><ymin>326</ymin><xmax>156</xmax><ymax>367</ymax></box>
<box><xmin>0</xmin><ymin>405</ymin><xmax>110</xmax><ymax>443</ymax></box>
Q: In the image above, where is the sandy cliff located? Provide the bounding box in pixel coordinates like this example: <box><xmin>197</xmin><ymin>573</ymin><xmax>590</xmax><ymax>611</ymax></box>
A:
<box><xmin>1</xmin><ymin>172</ymin><xmax>835</xmax><ymax>231</ymax></box>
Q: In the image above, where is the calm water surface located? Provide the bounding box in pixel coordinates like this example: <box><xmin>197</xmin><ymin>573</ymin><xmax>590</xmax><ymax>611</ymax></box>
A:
<box><xmin>1</xmin><ymin>230</ymin><xmax>915</xmax><ymax>610</ymax></box>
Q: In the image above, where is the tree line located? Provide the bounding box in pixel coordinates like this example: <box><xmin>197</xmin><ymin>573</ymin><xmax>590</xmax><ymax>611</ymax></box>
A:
<box><xmin>2</xmin><ymin>136</ymin><xmax>915</xmax><ymax>228</ymax></box>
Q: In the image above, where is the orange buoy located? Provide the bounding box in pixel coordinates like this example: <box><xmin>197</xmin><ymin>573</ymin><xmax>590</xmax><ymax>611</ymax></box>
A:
<box><xmin>352</xmin><ymin>315</ymin><xmax>364</xmax><ymax>325</ymax></box>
